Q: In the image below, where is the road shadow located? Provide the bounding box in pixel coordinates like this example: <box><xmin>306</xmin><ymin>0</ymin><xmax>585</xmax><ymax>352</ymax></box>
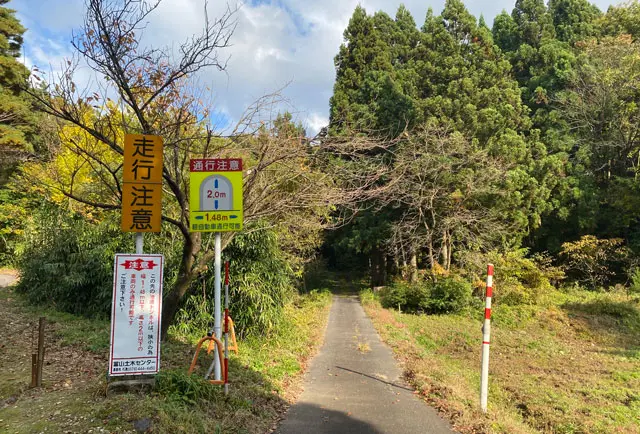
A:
<box><xmin>275</xmin><ymin>402</ymin><xmax>384</xmax><ymax>434</ymax></box>
<box><xmin>334</xmin><ymin>365</ymin><xmax>414</xmax><ymax>392</ymax></box>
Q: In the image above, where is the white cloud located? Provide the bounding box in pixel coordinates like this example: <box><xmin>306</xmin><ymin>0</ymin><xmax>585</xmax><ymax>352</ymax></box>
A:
<box><xmin>13</xmin><ymin>0</ymin><xmax>621</xmax><ymax>135</ymax></box>
<box><xmin>306</xmin><ymin>112</ymin><xmax>329</xmax><ymax>134</ymax></box>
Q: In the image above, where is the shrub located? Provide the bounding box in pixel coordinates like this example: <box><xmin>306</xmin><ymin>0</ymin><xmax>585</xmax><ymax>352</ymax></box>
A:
<box><xmin>223</xmin><ymin>226</ymin><xmax>296</xmax><ymax>337</ymax></box>
<box><xmin>170</xmin><ymin>293</ymin><xmax>216</xmax><ymax>342</ymax></box>
<box><xmin>561</xmin><ymin>235</ymin><xmax>629</xmax><ymax>289</ymax></box>
<box><xmin>380</xmin><ymin>281</ymin><xmax>431</xmax><ymax>313</ymax></box>
<box><xmin>380</xmin><ymin>276</ymin><xmax>471</xmax><ymax>314</ymax></box>
<box><xmin>486</xmin><ymin>249</ymin><xmax>563</xmax><ymax>305</ymax></box>
<box><xmin>405</xmin><ymin>282</ymin><xmax>432</xmax><ymax>312</ymax></box>
<box><xmin>16</xmin><ymin>207</ymin><xmax>299</xmax><ymax>339</ymax></box>
<box><xmin>629</xmin><ymin>267</ymin><xmax>640</xmax><ymax>298</ymax></box>
<box><xmin>172</xmin><ymin>223</ymin><xmax>296</xmax><ymax>340</ymax></box>
<box><xmin>428</xmin><ymin>276</ymin><xmax>472</xmax><ymax>314</ymax></box>
<box><xmin>16</xmin><ymin>207</ymin><xmax>129</xmax><ymax>316</ymax></box>
<box><xmin>16</xmin><ymin>205</ymin><xmax>182</xmax><ymax>317</ymax></box>
<box><xmin>379</xmin><ymin>282</ymin><xmax>410</xmax><ymax>311</ymax></box>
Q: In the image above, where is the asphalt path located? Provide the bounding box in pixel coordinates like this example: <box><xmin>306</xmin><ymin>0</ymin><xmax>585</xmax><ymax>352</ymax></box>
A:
<box><xmin>276</xmin><ymin>295</ymin><xmax>454</xmax><ymax>434</ymax></box>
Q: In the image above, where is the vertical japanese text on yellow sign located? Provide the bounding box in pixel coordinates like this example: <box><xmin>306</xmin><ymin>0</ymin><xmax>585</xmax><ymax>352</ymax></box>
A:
<box><xmin>121</xmin><ymin>134</ymin><xmax>163</xmax><ymax>233</ymax></box>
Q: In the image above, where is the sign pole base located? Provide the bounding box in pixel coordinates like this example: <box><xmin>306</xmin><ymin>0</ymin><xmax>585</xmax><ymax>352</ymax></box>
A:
<box><xmin>106</xmin><ymin>377</ymin><xmax>156</xmax><ymax>396</ymax></box>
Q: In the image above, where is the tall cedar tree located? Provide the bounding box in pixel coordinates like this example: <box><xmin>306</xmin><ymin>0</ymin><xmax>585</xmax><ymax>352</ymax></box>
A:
<box><xmin>328</xmin><ymin>5</ymin><xmax>414</xmax><ymax>285</ymax></box>
<box><xmin>412</xmin><ymin>0</ymin><xmax>550</xmax><ymax>263</ymax></box>
<box><xmin>493</xmin><ymin>0</ymin><xmax>590</xmax><ymax>252</ymax></box>
<box><xmin>0</xmin><ymin>0</ymin><xmax>38</xmax><ymax>174</ymax></box>
<box><xmin>0</xmin><ymin>0</ymin><xmax>42</xmax><ymax>263</ymax></box>
<box><xmin>548</xmin><ymin>0</ymin><xmax>602</xmax><ymax>43</ymax></box>
<box><xmin>330</xmin><ymin>6</ymin><xmax>392</xmax><ymax>135</ymax></box>
<box><xmin>557</xmin><ymin>36</ymin><xmax>640</xmax><ymax>250</ymax></box>
<box><xmin>601</xmin><ymin>1</ymin><xmax>640</xmax><ymax>39</ymax></box>
<box><xmin>328</xmin><ymin>1</ymin><xmax>552</xmax><ymax>279</ymax></box>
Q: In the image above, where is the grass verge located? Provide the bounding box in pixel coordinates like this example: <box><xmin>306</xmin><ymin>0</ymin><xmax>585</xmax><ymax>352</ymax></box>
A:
<box><xmin>0</xmin><ymin>285</ymin><xmax>332</xmax><ymax>433</ymax></box>
<box><xmin>361</xmin><ymin>288</ymin><xmax>640</xmax><ymax>434</ymax></box>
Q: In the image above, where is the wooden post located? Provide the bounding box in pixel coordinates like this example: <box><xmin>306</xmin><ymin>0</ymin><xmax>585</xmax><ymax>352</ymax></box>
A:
<box><xmin>30</xmin><ymin>354</ymin><xmax>37</xmax><ymax>388</ymax></box>
<box><xmin>36</xmin><ymin>317</ymin><xmax>45</xmax><ymax>387</ymax></box>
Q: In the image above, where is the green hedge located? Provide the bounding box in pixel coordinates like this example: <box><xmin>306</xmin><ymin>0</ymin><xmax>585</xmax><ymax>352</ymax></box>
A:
<box><xmin>380</xmin><ymin>276</ymin><xmax>472</xmax><ymax>314</ymax></box>
<box><xmin>16</xmin><ymin>208</ymin><xmax>131</xmax><ymax>316</ymax></box>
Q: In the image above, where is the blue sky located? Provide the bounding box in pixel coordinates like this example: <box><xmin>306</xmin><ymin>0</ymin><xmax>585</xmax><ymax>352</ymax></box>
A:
<box><xmin>13</xmin><ymin>0</ymin><xmax>620</xmax><ymax>134</ymax></box>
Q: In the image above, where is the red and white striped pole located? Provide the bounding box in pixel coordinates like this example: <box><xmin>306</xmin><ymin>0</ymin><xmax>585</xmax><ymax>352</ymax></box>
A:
<box><xmin>480</xmin><ymin>264</ymin><xmax>494</xmax><ymax>413</ymax></box>
<box><xmin>224</xmin><ymin>261</ymin><xmax>230</xmax><ymax>395</ymax></box>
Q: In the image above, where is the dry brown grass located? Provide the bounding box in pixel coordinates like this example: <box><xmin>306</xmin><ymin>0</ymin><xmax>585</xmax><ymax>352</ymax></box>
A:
<box><xmin>361</xmin><ymin>289</ymin><xmax>640</xmax><ymax>434</ymax></box>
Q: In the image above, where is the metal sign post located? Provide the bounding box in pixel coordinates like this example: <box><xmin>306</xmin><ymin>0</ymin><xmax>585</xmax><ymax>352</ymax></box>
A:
<box><xmin>189</xmin><ymin>158</ymin><xmax>243</xmax><ymax>383</ymax></box>
<box><xmin>224</xmin><ymin>261</ymin><xmax>230</xmax><ymax>395</ymax></box>
<box><xmin>213</xmin><ymin>233</ymin><xmax>222</xmax><ymax>380</ymax></box>
<box><xmin>136</xmin><ymin>233</ymin><xmax>144</xmax><ymax>254</ymax></box>
<box><xmin>204</xmin><ymin>235</ymin><xmax>222</xmax><ymax>382</ymax></box>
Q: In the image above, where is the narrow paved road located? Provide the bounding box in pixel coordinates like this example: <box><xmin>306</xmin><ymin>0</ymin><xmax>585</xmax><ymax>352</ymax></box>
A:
<box><xmin>277</xmin><ymin>295</ymin><xmax>454</xmax><ymax>434</ymax></box>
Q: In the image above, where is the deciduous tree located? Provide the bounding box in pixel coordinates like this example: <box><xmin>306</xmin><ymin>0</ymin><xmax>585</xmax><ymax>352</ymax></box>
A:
<box><xmin>25</xmin><ymin>0</ymin><xmax>380</xmax><ymax>337</ymax></box>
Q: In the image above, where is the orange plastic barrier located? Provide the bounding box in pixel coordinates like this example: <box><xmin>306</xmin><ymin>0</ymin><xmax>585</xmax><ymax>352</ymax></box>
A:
<box><xmin>228</xmin><ymin>317</ymin><xmax>238</xmax><ymax>354</ymax></box>
<box><xmin>205</xmin><ymin>317</ymin><xmax>238</xmax><ymax>355</ymax></box>
<box><xmin>188</xmin><ymin>335</ymin><xmax>225</xmax><ymax>385</ymax></box>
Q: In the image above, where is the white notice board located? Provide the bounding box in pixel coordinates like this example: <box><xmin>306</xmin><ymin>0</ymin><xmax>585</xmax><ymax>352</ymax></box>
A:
<box><xmin>109</xmin><ymin>254</ymin><xmax>164</xmax><ymax>376</ymax></box>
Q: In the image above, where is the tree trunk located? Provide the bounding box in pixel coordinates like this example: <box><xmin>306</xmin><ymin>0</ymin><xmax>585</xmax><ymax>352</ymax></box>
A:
<box><xmin>427</xmin><ymin>238</ymin><xmax>435</xmax><ymax>270</ymax></box>
<box><xmin>409</xmin><ymin>248</ymin><xmax>418</xmax><ymax>283</ymax></box>
<box><xmin>370</xmin><ymin>246</ymin><xmax>386</xmax><ymax>287</ymax></box>
<box><xmin>441</xmin><ymin>231</ymin><xmax>449</xmax><ymax>271</ymax></box>
<box><xmin>161</xmin><ymin>234</ymin><xmax>198</xmax><ymax>340</ymax></box>
<box><xmin>446</xmin><ymin>235</ymin><xmax>452</xmax><ymax>271</ymax></box>
<box><xmin>387</xmin><ymin>253</ymin><xmax>398</xmax><ymax>279</ymax></box>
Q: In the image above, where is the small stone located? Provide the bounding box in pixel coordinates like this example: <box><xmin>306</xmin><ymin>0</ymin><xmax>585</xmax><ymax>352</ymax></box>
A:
<box><xmin>133</xmin><ymin>418</ymin><xmax>152</xmax><ymax>433</ymax></box>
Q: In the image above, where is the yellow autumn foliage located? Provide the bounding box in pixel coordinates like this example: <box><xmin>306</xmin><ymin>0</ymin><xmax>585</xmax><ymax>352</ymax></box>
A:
<box><xmin>21</xmin><ymin>104</ymin><xmax>126</xmax><ymax>216</ymax></box>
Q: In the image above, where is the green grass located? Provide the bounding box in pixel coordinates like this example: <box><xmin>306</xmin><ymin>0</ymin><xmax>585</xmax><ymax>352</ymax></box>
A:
<box><xmin>0</xmin><ymin>286</ymin><xmax>332</xmax><ymax>434</ymax></box>
<box><xmin>361</xmin><ymin>287</ymin><xmax>640</xmax><ymax>434</ymax></box>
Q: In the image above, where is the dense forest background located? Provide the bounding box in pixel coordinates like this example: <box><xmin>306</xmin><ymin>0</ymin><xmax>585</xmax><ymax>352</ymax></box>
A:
<box><xmin>2</xmin><ymin>0</ymin><xmax>640</xmax><ymax>336</ymax></box>
<box><xmin>326</xmin><ymin>0</ymin><xmax>640</xmax><ymax>308</ymax></box>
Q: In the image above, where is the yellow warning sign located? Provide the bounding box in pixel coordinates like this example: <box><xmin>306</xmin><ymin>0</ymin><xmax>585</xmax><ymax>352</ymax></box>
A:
<box><xmin>189</xmin><ymin>159</ymin><xmax>243</xmax><ymax>232</ymax></box>
<box><xmin>122</xmin><ymin>134</ymin><xmax>163</xmax><ymax>183</ymax></box>
<box><xmin>121</xmin><ymin>134</ymin><xmax>163</xmax><ymax>232</ymax></box>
